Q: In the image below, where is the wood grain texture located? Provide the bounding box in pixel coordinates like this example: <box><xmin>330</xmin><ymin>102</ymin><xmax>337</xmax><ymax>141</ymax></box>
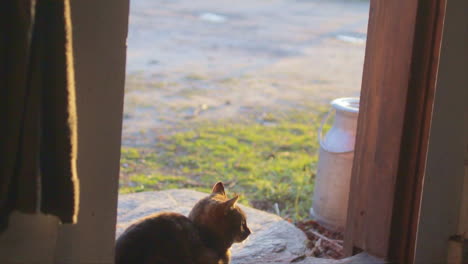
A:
<box><xmin>388</xmin><ymin>1</ymin><xmax>446</xmax><ymax>262</ymax></box>
<box><xmin>344</xmin><ymin>0</ymin><xmax>447</xmax><ymax>262</ymax></box>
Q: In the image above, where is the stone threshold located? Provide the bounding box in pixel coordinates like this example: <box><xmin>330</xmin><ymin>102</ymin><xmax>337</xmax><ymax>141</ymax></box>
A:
<box><xmin>117</xmin><ymin>189</ymin><xmax>384</xmax><ymax>264</ymax></box>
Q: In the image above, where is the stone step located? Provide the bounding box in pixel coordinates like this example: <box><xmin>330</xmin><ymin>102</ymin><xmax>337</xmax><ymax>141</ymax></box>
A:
<box><xmin>117</xmin><ymin>190</ymin><xmax>383</xmax><ymax>264</ymax></box>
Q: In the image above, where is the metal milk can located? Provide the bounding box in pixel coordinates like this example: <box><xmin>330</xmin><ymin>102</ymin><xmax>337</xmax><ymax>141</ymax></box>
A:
<box><xmin>310</xmin><ymin>97</ymin><xmax>359</xmax><ymax>231</ymax></box>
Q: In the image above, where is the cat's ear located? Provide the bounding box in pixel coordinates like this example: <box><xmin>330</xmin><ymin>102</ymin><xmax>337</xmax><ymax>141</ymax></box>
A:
<box><xmin>211</xmin><ymin>182</ymin><xmax>226</xmax><ymax>195</ymax></box>
<box><xmin>223</xmin><ymin>195</ymin><xmax>239</xmax><ymax>209</ymax></box>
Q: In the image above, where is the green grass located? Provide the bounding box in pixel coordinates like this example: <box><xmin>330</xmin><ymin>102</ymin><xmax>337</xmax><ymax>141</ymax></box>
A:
<box><xmin>120</xmin><ymin>109</ymin><xmax>328</xmax><ymax>220</ymax></box>
<box><xmin>184</xmin><ymin>73</ymin><xmax>207</xmax><ymax>81</ymax></box>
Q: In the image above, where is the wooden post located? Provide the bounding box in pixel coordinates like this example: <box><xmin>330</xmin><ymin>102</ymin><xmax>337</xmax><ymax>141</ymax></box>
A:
<box><xmin>344</xmin><ymin>0</ymin><xmax>447</xmax><ymax>262</ymax></box>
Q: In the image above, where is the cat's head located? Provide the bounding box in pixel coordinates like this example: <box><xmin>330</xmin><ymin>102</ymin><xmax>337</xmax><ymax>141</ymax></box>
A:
<box><xmin>189</xmin><ymin>182</ymin><xmax>251</xmax><ymax>245</ymax></box>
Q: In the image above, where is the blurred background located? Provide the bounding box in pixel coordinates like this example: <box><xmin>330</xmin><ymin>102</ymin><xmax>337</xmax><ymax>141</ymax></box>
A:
<box><xmin>119</xmin><ymin>0</ymin><xmax>369</xmax><ymax>220</ymax></box>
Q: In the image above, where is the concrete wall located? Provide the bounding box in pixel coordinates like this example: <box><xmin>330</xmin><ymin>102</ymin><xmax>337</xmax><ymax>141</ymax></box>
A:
<box><xmin>0</xmin><ymin>1</ymin><xmax>129</xmax><ymax>263</ymax></box>
<box><xmin>414</xmin><ymin>0</ymin><xmax>468</xmax><ymax>262</ymax></box>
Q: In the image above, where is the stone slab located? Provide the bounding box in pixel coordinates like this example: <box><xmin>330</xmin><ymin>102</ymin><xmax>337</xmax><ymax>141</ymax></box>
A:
<box><xmin>117</xmin><ymin>190</ymin><xmax>384</xmax><ymax>264</ymax></box>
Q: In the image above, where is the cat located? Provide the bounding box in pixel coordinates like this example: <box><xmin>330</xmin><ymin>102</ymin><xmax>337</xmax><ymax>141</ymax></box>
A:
<box><xmin>115</xmin><ymin>182</ymin><xmax>251</xmax><ymax>264</ymax></box>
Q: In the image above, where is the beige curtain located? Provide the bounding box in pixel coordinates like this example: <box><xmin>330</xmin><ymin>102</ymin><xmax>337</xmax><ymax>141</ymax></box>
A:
<box><xmin>0</xmin><ymin>0</ymin><xmax>79</xmax><ymax>232</ymax></box>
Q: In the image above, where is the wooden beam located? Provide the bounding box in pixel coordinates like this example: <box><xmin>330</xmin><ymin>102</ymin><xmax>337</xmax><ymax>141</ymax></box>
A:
<box><xmin>344</xmin><ymin>0</ymin><xmax>447</xmax><ymax>262</ymax></box>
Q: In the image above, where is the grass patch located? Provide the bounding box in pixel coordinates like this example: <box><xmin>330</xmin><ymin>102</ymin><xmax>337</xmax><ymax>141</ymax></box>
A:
<box><xmin>184</xmin><ymin>73</ymin><xmax>207</xmax><ymax>81</ymax></box>
<box><xmin>120</xmin><ymin>109</ymin><xmax>328</xmax><ymax>220</ymax></box>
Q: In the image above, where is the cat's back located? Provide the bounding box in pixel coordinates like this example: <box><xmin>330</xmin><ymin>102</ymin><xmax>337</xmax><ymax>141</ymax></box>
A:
<box><xmin>115</xmin><ymin>212</ymin><xmax>213</xmax><ymax>264</ymax></box>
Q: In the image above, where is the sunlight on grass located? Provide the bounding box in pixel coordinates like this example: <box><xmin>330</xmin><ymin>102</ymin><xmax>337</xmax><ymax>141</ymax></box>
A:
<box><xmin>119</xmin><ymin>109</ymin><xmax>328</xmax><ymax>220</ymax></box>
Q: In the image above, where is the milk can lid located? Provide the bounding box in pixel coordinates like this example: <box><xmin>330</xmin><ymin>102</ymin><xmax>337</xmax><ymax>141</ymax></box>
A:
<box><xmin>331</xmin><ymin>97</ymin><xmax>359</xmax><ymax>114</ymax></box>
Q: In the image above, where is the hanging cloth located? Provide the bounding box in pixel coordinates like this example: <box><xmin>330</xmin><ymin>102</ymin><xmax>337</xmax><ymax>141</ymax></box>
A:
<box><xmin>0</xmin><ymin>0</ymin><xmax>79</xmax><ymax>232</ymax></box>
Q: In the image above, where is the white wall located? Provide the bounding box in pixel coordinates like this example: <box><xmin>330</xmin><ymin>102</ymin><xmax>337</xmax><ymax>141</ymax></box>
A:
<box><xmin>0</xmin><ymin>1</ymin><xmax>129</xmax><ymax>263</ymax></box>
<box><xmin>414</xmin><ymin>0</ymin><xmax>468</xmax><ymax>262</ymax></box>
<box><xmin>54</xmin><ymin>1</ymin><xmax>129</xmax><ymax>263</ymax></box>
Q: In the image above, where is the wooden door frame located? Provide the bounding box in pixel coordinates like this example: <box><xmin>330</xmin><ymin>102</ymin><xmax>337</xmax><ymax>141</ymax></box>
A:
<box><xmin>344</xmin><ymin>0</ymin><xmax>447</xmax><ymax>263</ymax></box>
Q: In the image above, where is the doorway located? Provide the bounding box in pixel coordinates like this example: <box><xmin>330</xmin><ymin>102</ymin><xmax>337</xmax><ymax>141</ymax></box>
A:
<box><xmin>119</xmin><ymin>0</ymin><xmax>369</xmax><ymax>261</ymax></box>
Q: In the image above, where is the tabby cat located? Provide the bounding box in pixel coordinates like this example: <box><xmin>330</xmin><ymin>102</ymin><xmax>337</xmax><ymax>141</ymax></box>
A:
<box><xmin>115</xmin><ymin>182</ymin><xmax>251</xmax><ymax>264</ymax></box>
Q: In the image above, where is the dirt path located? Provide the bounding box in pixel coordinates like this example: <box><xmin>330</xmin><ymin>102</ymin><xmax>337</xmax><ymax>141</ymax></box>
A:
<box><xmin>122</xmin><ymin>0</ymin><xmax>369</xmax><ymax>146</ymax></box>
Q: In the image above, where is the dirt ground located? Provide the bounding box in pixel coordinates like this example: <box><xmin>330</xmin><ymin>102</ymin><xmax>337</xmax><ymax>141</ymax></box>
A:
<box><xmin>122</xmin><ymin>0</ymin><xmax>369</xmax><ymax>146</ymax></box>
